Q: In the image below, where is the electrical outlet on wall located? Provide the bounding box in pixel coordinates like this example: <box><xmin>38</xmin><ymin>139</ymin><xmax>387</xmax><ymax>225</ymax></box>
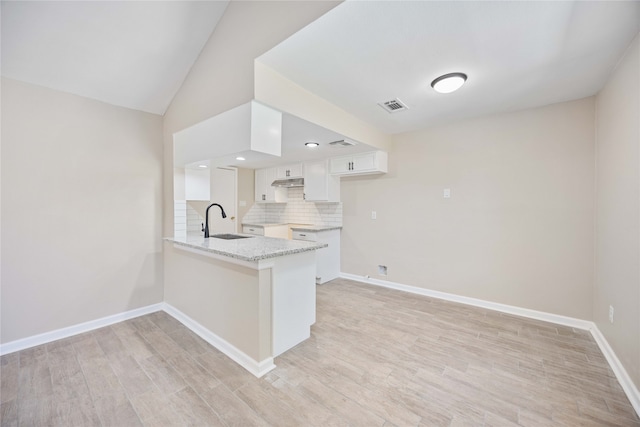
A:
<box><xmin>378</xmin><ymin>265</ymin><xmax>387</xmax><ymax>276</ymax></box>
<box><xmin>609</xmin><ymin>305</ymin><xmax>614</xmax><ymax>323</ymax></box>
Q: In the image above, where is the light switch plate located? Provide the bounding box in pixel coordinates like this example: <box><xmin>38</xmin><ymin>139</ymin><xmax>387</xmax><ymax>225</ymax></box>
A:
<box><xmin>444</xmin><ymin>189</ymin><xmax>451</xmax><ymax>198</ymax></box>
<box><xmin>371</xmin><ymin>211</ymin><xmax>377</xmax><ymax>220</ymax></box>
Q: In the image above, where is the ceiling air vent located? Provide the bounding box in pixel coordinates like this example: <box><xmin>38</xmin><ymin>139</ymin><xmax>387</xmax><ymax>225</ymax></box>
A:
<box><xmin>378</xmin><ymin>98</ymin><xmax>409</xmax><ymax>113</ymax></box>
<box><xmin>329</xmin><ymin>139</ymin><xmax>357</xmax><ymax>148</ymax></box>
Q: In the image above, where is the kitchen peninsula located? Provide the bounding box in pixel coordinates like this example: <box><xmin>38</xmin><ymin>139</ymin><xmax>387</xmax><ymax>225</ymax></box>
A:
<box><xmin>163</xmin><ymin>234</ymin><xmax>326</xmax><ymax>377</ymax></box>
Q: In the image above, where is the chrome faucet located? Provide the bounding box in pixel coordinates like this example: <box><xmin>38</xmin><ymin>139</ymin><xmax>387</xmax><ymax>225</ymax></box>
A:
<box><xmin>203</xmin><ymin>203</ymin><xmax>226</xmax><ymax>238</ymax></box>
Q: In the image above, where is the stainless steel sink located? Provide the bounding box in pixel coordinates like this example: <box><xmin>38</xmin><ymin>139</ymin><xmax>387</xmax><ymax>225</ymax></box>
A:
<box><xmin>211</xmin><ymin>234</ymin><xmax>253</xmax><ymax>240</ymax></box>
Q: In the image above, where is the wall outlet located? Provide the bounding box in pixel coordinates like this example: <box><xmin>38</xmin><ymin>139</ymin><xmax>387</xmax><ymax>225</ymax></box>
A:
<box><xmin>443</xmin><ymin>188</ymin><xmax>451</xmax><ymax>198</ymax></box>
<box><xmin>378</xmin><ymin>265</ymin><xmax>387</xmax><ymax>276</ymax></box>
<box><xmin>371</xmin><ymin>211</ymin><xmax>377</xmax><ymax>220</ymax></box>
<box><xmin>609</xmin><ymin>305</ymin><xmax>614</xmax><ymax>323</ymax></box>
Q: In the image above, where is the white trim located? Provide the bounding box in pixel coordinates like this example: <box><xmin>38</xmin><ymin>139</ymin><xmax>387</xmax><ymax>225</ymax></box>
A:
<box><xmin>340</xmin><ymin>273</ymin><xmax>593</xmax><ymax>330</ymax></box>
<box><xmin>590</xmin><ymin>325</ymin><xmax>640</xmax><ymax>415</ymax></box>
<box><xmin>162</xmin><ymin>303</ymin><xmax>275</xmax><ymax>378</ymax></box>
<box><xmin>0</xmin><ymin>303</ymin><xmax>164</xmax><ymax>355</ymax></box>
<box><xmin>340</xmin><ymin>272</ymin><xmax>640</xmax><ymax>417</ymax></box>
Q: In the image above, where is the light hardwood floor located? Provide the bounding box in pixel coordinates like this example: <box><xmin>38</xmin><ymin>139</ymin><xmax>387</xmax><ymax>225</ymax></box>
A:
<box><xmin>1</xmin><ymin>278</ymin><xmax>638</xmax><ymax>426</ymax></box>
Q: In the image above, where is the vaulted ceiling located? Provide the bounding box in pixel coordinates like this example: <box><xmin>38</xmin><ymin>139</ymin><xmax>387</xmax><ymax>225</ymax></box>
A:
<box><xmin>2</xmin><ymin>0</ymin><xmax>639</xmax><ymax>134</ymax></box>
<box><xmin>1</xmin><ymin>1</ymin><xmax>229</xmax><ymax>115</ymax></box>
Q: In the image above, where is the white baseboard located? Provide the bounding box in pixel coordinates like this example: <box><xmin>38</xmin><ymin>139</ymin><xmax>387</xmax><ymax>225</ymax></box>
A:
<box><xmin>340</xmin><ymin>272</ymin><xmax>640</xmax><ymax>417</ymax></box>
<box><xmin>1</xmin><ymin>301</ymin><xmax>275</xmax><ymax>379</ymax></box>
<box><xmin>162</xmin><ymin>303</ymin><xmax>275</xmax><ymax>378</ymax></box>
<box><xmin>591</xmin><ymin>325</ymin><xmax>640</xmax><ymax>415</ymax></box>
<box><xmin>340</xmin><ymin>273</ymin><xmax>593</xmax><ymax>330</ymax></box>
<box><xmin>0</xmin><ymin>303</ymin><xmax>164</xmax><ymax>356</ymax></box>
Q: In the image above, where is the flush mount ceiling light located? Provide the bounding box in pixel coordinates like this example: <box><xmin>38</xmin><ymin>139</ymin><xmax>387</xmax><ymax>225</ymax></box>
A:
<box><xmin>305</xmin><ymin>142</ymin><xmax>320</xmax><ymax>148</ymax></box>
<box><xmin>235</xmin><ymin>156</ymin><xmax>246</xmax><ymax>161</ymax></box>
<box><xmin>431</xmin><ymin>72</ymin><xmax>467</xmax><ymax>94</ymax></box>
<box><xmin>198</xmin><ymin>164</ymin><xmax>207</xmax><ymax>168</ymax></box>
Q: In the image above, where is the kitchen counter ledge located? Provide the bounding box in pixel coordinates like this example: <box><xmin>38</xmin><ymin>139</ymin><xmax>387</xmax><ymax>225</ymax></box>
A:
<box><xmin>165</xmin><ymin>234</ymin><xmax>327</xmax><ymax>263</ymax></box>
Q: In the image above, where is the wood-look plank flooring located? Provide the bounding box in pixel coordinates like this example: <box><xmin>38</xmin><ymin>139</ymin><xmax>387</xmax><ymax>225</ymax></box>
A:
<box><xmin>1</xmin><ymin>278</ymin><xmax>638</xmax><ymax>426</ymax></box>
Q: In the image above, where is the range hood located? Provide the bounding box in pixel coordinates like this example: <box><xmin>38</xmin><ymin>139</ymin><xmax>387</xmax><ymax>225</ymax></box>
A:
<box><xmin>271</xmin><ymin>178</ymin><xmax>304</xmax><ymax>188</ymax></box>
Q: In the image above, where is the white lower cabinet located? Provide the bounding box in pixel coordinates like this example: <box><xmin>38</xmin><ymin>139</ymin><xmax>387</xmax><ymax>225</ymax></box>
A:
<box><xmin>243</xmin><ymin>224</ymin><xmax>288</xmax><ymax>238</ymax></box>
<box><xmin>292</xmin><ymin>229</ymin><xmax>340</xmax><ymax>284</ymax></box>
<box><xmin>242</xmin><ymin>225</ymin><xmax>265</xmax><ymax>236</ymax></box>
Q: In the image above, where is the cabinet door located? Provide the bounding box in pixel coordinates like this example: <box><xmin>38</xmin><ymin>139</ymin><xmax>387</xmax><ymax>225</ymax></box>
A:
<box><xmin>352</xmin><ymin>152</ymin><xmax>376</xmax><ymax>172</ymax></box>
<box><xmin>304</xmin><ymin>160</ymin><xmax>340</xmax><ymax>202</ymax></box>
<box><xmin>329</xmin><ymin>156</ymin><xmax>351</xmax><ymax>174</ymax></box>
<box><xmin>255</xmin><ymin>168</ymin><xmax>277</xmax><ymax>202</ymax></box>
<box><xmin>304</xmin><ymin>160</ymin><xmax>327</xmax><ymax>201</ymax></box>
<box><xmin>264</xmin><ymin>167</ymin><xmax>277</xmax><ymax>201</ymax></box>
<box><xmin>277</xmin><ymin>163</ymin><xmax>303</xmax><ymax>178</ymax></box>
<box><xmin>254</xmin><ymin>169</ymin><xmax>266</xmax><ymax>202</ymax></box>
<box><xmin>276</xmin><ymin>166</ymin><xmax>289</xmax><ymax>179</ymax></box>
<box><xmin>185</xmin><ymin>168</ymin><xmax>210</xmax><ymax>201</ymax></box>
<box><xmin>288</xmin><ymin>163</ymin><xmax>303</xmax><ymax>178</ymax></box>
<box><xmin>242</xmin><ymin>225</ymin><xmax>265</xmax><ymax>236</ymax></box>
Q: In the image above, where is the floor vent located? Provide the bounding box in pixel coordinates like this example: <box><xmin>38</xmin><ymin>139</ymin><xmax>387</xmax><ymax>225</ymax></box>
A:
<box><xmin>329</xmin><ymin>139</ymin><xmax>357</xmax><ymax>148</ymax></box>
<box><xmin>378</xmin><ymin>98</ymin><xmax>409</xmax><ymax>113</ymax></box>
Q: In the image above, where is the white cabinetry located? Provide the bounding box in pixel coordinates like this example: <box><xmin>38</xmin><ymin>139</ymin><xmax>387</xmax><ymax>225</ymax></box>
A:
<box><xmin>303</xmin><ymin>159</ymin><xmax>340</xmax><ymax>202</ymax></box>
<box><xmin>276</xmin><ymin>163</ymin><xmax>303</xmax><ymax>179</ymax></box>
<box><xmin>185</xmin><ymin>168</ymin><xmax>210</xmax><ymax>201</ymax></box>
<box><xmin>243</xmin><ymin>224</ymin><xmax>289</xmax><ymax>239</ymax></box>
<box><xmin>242</xmin><ymin>225</ymin><xmax>265</xmax><ymax>236</ymax></box>
<box><xmin>329</xmin><ymin>151</ymin><xmax>388</xmax><ymax>176</ymax></box>
<box><xmin>255</xmin><ymin>168</ymin><xmax>287</xmax><ymax>203</ymax></box>
<box><xmin>291</xmin><ymin>229</ymin><xmax>340</xmax><ymax>284</ymax></box>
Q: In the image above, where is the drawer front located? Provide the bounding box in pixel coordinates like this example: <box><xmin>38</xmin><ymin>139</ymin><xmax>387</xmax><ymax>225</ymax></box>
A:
<box><xmin>242</xmin><ymin>226</ymin><xmax>265</xmax><ymax>236</ymax></box>
<box><xmin>292</xmin><ymin>231</ymin><xmax>317</xmax><ymax>241</ymax></box>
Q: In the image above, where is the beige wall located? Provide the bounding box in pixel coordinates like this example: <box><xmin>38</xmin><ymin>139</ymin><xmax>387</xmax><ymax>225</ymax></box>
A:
<box><xmin>1</xmin><ymin>78</ymin><xmax>163</xmax><ymax>343</ymax></box>
<box><xmin>254</xmin><ymin>62</ymin><xmax>391</xmax><ymax>152</ymax></box>
<box><xmin>595</xmin><ymin>34</ymin><xmax>640</xmax><ymax>388</ymax></box>
<box><xmin>341</xmin><ymin>98</ymin><xmax>595</xmax><ymax>320</ymax></box>
<box><xmin>164</xmin><ymin>243</ymin><xmax>265</xmax><ymax>361</ymax></box>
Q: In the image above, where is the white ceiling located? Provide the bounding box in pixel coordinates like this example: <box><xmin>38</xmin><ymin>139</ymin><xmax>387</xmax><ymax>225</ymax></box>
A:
<box><xmin>2</xmin><ymin>0</ymin><xmax>638</xmax><ymax>144</ymax></box>
<box><xmin>258</xmin><ymin>1</ymin><xmax>640</xmax><ymax>134</ymax></box>
<box><xmin>1</xmin><ymin>1</ymin><xmax>229</xmax><ymax>115</ymax></box>
<box><xmin>204</xmin><ymin>111</ymin><xmax>379</xmax><ymax>170</ymax></box>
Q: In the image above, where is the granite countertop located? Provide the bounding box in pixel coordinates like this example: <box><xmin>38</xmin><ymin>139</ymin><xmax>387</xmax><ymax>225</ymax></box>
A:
<box><xmin>165</xmin><ymin>234</ymin><xmax>327</xmax><ymax>262</ymax></box>
<box><xmin>242</xmin><ymin>222</ymin><xmax>342</xmax><ymax>232</ymax></box>
<box><xmin>289</xmin><ymin>225</ymin><xmax>342</xmax><ymax>232</ymax></box>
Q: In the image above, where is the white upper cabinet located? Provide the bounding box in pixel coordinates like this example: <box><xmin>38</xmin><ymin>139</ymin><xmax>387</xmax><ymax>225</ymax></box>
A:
<box><xmin>276</xmin><ymin>163</ymin><xmax>303</xmax><ymax>179</ymax></box>
<box><xmin>303</xmin><ymin>160</ymin><xmax>340</xmax><ymax>202</ymax></box>
<box><xmin>255</xmin><ymin>167</ymin><xmax>287</xmax><ymax>203</ymax></box>
<box><xmin>329</xmin><ymin>151</ymin><xmax>388</xmax><ymax>176</ymax></box>
<box><xmin>185</xmin><ymin>168</ymin><xmax>210</xmax><ymax>201</ymax></box>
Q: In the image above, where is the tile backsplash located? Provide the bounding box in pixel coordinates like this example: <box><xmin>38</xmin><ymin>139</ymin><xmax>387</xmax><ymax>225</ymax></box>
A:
<box><xmin>242</xmin><ymin>187</ymin><xmax>342</xmax><ymax>226</ymax></box>
<box><xmin>187</xmin><ymin>203</ymin><xmax>205</xmax><ymax>233</ymax></box>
